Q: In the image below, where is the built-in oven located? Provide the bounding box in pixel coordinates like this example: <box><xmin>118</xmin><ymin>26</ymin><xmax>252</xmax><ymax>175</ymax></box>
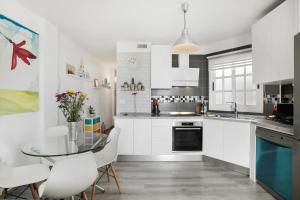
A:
<box><xmin>172</xmin><ymin>121</ymin><xmax>203</xmax><ymax>151</ymax></box>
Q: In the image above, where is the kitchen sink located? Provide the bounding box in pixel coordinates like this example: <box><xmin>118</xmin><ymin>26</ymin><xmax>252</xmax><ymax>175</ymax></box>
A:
<box><xmin>207</xmin><ymin>113</ymin><xmax>255</xmax><ymax>120</ymax></box>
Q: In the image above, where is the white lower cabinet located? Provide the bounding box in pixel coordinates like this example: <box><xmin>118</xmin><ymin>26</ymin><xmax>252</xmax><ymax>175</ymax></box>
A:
<box><xmin>133</xmin><ymin>119</ymin><xmax>152</xmax><ymax>155</ymax></box>
<box><xmin>115</xmin><ymin>118</ymin><xmax>152</xmax><ymax>155</ymax></box>
<box><xmin>203</xmin><ymin>119</ymin><xmax>223</xmax><ymax>160</ymax></box>
<box><xmin>115</xmin><ymin>118</ymin><xmax>134</xmax><ymax>155</ymax></box>
<box><xmin>203</xmin><ymin>119</ymin><xmax>251</xmax><ymax>168</ymax></box>
<box><xmin>151</xmin><ymin>119</ymin><xmax>172</xmax><ymax>155</ymax></box>
<box><xmin>223</xmin><ymin>121</ymin><xmax>250</xmax><ymax>168</ymax></box>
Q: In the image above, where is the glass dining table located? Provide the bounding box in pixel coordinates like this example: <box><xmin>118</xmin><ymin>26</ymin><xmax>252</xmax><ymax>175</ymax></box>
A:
<box><xmin>22</xmin><ymin>133</ymin><xmax>109</xmax><ymax>162</ymax></box>
<box><xmin>22</xmin><ymin>133</ymin><xmax>109</xmax><ymax>193</ymax></box>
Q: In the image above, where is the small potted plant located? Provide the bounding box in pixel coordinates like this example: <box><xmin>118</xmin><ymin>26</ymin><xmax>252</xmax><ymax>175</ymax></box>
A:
<box><xmin>88</xmin><ymin>105</ymin><xmax>96</xmax><ymax>117</ymax></box>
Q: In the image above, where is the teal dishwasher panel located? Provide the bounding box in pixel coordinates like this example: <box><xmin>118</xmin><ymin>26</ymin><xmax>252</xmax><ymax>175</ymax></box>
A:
<box><xmin>256</xmin><ymin>137</ymin><xmax>292</xmax><ymax>200</ymax></box>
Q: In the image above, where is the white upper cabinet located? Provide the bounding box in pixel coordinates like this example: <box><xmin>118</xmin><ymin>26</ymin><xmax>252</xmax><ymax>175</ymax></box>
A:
<box><xmin>151</xmin><ymin>45</ymin><xmax>172</xmax><ymax>89</ymax></box>
<box><xmin>252</xmin><ymin>0</ymin><xmax>295</xmax><ymax>84</ymax></box>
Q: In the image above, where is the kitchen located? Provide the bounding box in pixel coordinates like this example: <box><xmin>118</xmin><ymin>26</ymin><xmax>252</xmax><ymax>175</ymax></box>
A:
<box><xmin>0</xmin><ymin>0</ymin><xmax>299</xmax><ymax>199</ymax></box>
<box><xmin>115</xmin><ymin>0</ymin><xmax>296</xmax><ymax>199</ymax></box>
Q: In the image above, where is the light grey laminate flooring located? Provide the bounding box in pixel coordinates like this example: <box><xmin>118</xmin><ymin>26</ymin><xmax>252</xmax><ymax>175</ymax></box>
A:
<box><xmin>92</xmin><ymin>161</ymin><xmax>274</xmax><ymax>200</ymax></box>
<box><xmin>11</xmin><ymin>161</ymin><xmax>274</xmax><ymax>200</ymax></box>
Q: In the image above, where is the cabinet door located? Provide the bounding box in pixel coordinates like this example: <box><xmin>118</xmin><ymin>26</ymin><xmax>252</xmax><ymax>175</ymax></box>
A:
<box><xmin>151</xmin><ymin>119</ymin><xmax>172</xmax><ymax>155</ymax></box>
<box><xmin>151</xmin><ymin>45</ymin><xmax>172</xmax><ymax>89</ymax></box>
<box><xmin>223</xmin><ymin>121</ymin><xmax>250</xmax><ymax>168</ymax></box>
<box><xmin>270</xmin><ymin>0</ymin><xmax>295</xmax><ymax>81</ymax></box>
<box><xmin>114</xmin><ymin>119</ymin><xmax>134</xmax><ymax>155</ymax></box>
<box><xmin>133</xmin><ymin>119</ymin><xmax>151</xmax><ymax>155</ymax></box>
<box><xmin>203</xmin><ymin>119</ymin><xmax>223</xmax><ymax>160</ymax></box>
<box><xmin>252</xmin><ymin>14</ymin><xmax>272</xmax><ymax>84</ymax></box>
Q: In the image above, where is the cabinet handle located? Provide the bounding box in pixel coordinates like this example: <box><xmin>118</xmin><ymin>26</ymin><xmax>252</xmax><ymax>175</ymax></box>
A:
<box><xmin>212</xmin><ymin>82</ymin><xmax>215</xmax><ymax>91</ymax></box>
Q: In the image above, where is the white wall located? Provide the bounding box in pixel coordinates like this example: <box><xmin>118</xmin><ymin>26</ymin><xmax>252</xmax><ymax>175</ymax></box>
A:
<box><xmin>195</xmin><ymin>32</ymin><xmax>251</xmax><ymax>55</ymax></box>
<box><xmin>0</xmin><ymin>0</ymin><xmax>113</xmax><ymax>166</ymax></box>
<box><xmin>58</xmin><ymin>33</ymin><xmax>114</xmax><ymax>127</ymax></box>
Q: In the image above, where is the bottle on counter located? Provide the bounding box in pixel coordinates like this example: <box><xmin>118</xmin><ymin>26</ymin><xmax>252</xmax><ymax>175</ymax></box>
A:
<box><xmin>151</xmin><ymin>98</ymin><xmax>160</xmax><ymax>116</ymax></box>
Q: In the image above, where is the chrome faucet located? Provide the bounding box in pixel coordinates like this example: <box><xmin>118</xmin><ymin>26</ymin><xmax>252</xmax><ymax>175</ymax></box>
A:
<box><xmin>227</xmin><ymin>102</ymin><xmax>238</xmax><ymax>118</ymax></box>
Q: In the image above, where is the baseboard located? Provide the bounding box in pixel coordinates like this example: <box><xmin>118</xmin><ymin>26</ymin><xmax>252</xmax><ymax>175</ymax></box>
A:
<box><xmin>202</xmin><ymin>155</ymin><xmax>249</xmax><ymax>176</ymax></box>
<box><xmin>117</xmin><ymin>155</ymin><xmax>203</xmax><ymax>162</ymax></box>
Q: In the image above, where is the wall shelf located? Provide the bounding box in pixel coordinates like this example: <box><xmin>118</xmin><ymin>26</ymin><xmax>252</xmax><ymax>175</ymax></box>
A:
<box><xmin>66</xmin><ymin>74</ymin><xmax>92</xmax><ymax>82</ymax></box>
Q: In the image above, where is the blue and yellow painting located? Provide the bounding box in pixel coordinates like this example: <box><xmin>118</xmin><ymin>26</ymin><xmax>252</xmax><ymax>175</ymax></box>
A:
<box><xmin>0</xmin><ymin>14</ymin><xmax>39</xmax><ymax>115</ymax></box>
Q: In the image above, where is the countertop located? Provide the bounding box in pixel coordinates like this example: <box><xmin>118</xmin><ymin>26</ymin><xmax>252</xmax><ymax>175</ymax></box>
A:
<box><xmin>114</xmin><ymin>112</ymin><xmax>294</xmax><ymax>136</ymax></box>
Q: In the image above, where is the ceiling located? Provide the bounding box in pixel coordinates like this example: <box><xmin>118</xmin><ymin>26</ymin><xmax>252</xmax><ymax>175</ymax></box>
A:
<box><xmin>17</xmin><ymin>0</ymin><xmax>282</xmax><ymax>63</ymax></box>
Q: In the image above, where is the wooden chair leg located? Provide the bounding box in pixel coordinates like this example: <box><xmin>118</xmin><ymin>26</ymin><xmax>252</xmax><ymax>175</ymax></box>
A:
<box><xmin>91</xmin><ymin>181</ymin><xmax>96</xmax><ymax>200</ymax></box>
<box><xmin>109</xmin><ymin>164</ymin><xmax>121</xmax><ymax>193</ymax></box>
<box><xmin>1</xmin><ymin>188</ymin><xmax>7</xmax><ymax>199</ymax></box>
<box><xmin>81</xmin><ymin>191</ymin><xmax>88</xmax><ymax>200</ymax></box>
<box><xmin>105</xmin><ymin>165</ymin><xmax>110</xmax><ymax>182</ymax></box>
<box><xmin>29</xmin><ymin>184</ymin><xmax>39</xmax><ymax>199</ymax></box>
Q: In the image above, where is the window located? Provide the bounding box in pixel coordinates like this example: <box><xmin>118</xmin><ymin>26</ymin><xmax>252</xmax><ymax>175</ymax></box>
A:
<box><xmin>209</xmin><ymin>51</ymin><xmax>263</xmax><ymax>113</ymax></box>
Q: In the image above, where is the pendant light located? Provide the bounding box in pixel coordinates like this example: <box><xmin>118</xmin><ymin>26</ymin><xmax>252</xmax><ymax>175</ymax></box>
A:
<box><xmin>172</xmin><ymin>3</ymin><xmax>199</xmax><ymax>54</ymax></box>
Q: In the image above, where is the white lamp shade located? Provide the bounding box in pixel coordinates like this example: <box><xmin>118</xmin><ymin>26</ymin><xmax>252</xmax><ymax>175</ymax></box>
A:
<box><xmin>172</xmin><ymin>29</ymin><xmax>199</xmax><ymax>54</ymax></box>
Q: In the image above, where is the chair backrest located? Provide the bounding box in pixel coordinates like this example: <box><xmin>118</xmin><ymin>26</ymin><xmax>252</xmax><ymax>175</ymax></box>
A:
<box><xmin>95</xmin><ymin>127</ymin><xmax>121</xmax><ymax>167</ymax></box>
<box><xmin>40</xmin><ymin>151</ymin><xmax>98</xmax><ymax>199</ymax></box>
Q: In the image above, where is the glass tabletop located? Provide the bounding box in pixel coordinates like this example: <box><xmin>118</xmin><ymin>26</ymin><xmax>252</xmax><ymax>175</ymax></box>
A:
<box><xmin>22</xmin><ymin>133</ymin><xmax>109</xmax><ymax>157</ymax></box>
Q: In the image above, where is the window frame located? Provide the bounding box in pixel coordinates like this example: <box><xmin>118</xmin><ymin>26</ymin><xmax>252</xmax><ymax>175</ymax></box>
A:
<box><xmin>208</xmin><ymin>51</ymin><xmax>263</xmax><ymax>113</ymax></box>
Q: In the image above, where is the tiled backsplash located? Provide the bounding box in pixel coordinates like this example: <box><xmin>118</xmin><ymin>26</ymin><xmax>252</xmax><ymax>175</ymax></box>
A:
<box><xmin>152</xmin><ymin>95</ymin><xmax>201</xmax><ymax>103</ymax></box>
<box><xmin>116</xmin><ymin>52</ymin><xmax>151</xmax><ymax>114</ymax></box>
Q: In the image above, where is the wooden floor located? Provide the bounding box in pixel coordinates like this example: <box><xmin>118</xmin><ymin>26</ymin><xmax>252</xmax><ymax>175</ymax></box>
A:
<box><xmin>11</xmin><ymin>161</ymin><xmax>274</xmax><ymax>200</ymax></box>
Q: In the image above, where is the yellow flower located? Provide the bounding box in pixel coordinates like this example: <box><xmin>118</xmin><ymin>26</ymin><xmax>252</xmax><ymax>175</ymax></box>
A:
<box><xmin>79</xmin><ymin>92</ymin><xmax>86</xmax><ymax>97</ymax></box>
<box><xmin>66</xmin><ymin>89</ymin><xmax>76</xmax><ymax>94</ymax></box>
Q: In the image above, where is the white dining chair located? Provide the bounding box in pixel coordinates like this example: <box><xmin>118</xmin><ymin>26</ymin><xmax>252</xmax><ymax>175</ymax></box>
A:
<box><xmin>94</xmin><ymin>127</ymin><xmax>121</xmax><ymax>193</ymax></box>
<box><xmin>38</xmin><ymin>151</ymin><xmax>98</xmax><ymax>199</ymax></box>
<box><xmin>0</xmin><ymin>154</ymin><xmax>50</xmax><ymax>199</ymax></box>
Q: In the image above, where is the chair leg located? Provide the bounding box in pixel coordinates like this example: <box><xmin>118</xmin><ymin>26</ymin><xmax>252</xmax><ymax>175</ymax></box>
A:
<box><xmin>105</xmin><ymin>165</ymin><xmax>110</xmax><ymax>182</ymax></box>
<box><xmin>91</xmin><ymin>181</ymin><xmax>96</xmax><ymax>200</ymax></box>
<box><xmin>81</xmin><ymin>192</ymin><xmax>88</xmax><ymax>200</ymax></box>
<box><xmin>29</xmin><ymin>184</ymin><xmax>39</xmax><ymax>199</ymax></box>
<box><xmin>109</xmin><ymin>164</ymin><xmax>121</xmax><ymax>193</ymax></box>
<box><xmin>1</xmin><ymin>188</ymin><xmax>7</xmax><ymax>199</ymax></box>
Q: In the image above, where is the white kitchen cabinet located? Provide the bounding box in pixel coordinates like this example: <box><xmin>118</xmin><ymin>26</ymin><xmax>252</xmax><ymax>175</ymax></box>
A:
<box><xmin>133</xmin><ymin>119</ymin><xmax>152</xmax><ymax>155</ymax></box>
<box><xmin>203</xmin><ymin>119</ymin><xmax>223</xmax><ymax>160</ymax></box>
<box><xmin>223</xmin><ymin>121</ymin><xmax>251</xmax><ymax>168</ymax></box>
<box><xmin>270</xmin><ymin>0</ymin><xmax>295</xmax><ymax>81</ymax></box>
<box><xmin>252</xmin><ymin>13</ymin><xmax>272</xmax><ymax>84</ymax></box>
<box><xmin>203</xmin><ymin>119</ymin><xmax>251</xmax><ymax>168</ymax></box>
<box><xmin>252</xmin><ymin>0</ymin><xmax>295</xmax><ymax>84</ymax></box>
<box><xmin>151</xmin><ymin>45</ymin><xmax>172</xmax><ymax>89</ymax></box>
<box><xmin>151</xmin><ymin>119</ymin><xmax>173</xmax><ymax>155</ymax></box>
<box><xmin>115</xmin><ymin>118</ymin><xmax>134</xmax><ymax>155</ymax></box>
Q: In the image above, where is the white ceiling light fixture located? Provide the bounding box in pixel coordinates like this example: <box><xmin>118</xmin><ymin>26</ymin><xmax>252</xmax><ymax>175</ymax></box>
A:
<box><xmin>172</xmin><ymin>2</ymin><xmax>199</xmax><ymax>54</ymax></box>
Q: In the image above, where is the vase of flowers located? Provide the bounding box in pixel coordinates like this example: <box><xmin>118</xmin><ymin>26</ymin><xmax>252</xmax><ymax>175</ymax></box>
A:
<box><xmin>56</xmin><ymin>90</ymin><xmax>87</xmax><ymax>142</ymax></box>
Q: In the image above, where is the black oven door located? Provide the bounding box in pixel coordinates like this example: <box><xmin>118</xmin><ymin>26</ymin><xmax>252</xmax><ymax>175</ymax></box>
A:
<box><xmin>172</xmin><ymin>126</ymin><xmax>202</xmax><ymax>151</ymax></box>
